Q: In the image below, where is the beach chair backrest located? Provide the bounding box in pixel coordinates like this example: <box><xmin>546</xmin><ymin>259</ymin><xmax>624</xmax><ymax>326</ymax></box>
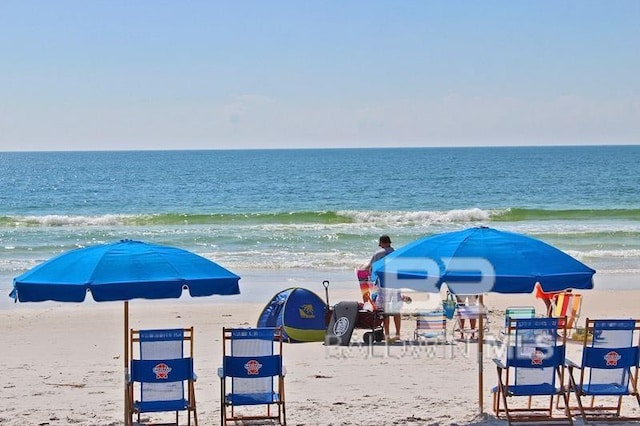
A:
<box><xmin>493</xmin><ymin>317</ymin><xmax>573</xmax><ymax>423</ymax></box>
<box><xmin>501</xmin><ymin>306</ymin><xmax>536</xmax><ymax>342</ymax></box>
<box><xmin>220</xmin><ymin>327</ymin><xmax>285</xmax><ymax>425</ymax></box>
<box><xmin>506</xmin><ymin>318</ymin><xmax>565</xmax><ymax>389</ymax></box>
<box><xmin>457</xmin><ymin>304</ymin><xmax>480</xmax><ymax>320</ymax></box>
<box><xmin>504</xmin><ymin>306</ymin><xmax>536</xmax><ymax>326</ymax></box>
<box><xmin>227</xmin><ymin>328</ymin><xmax>279</xmax><ymax>399</ymax></box>
<box><xmin>581</xmin><ymin>319</ymin><xmax>640</xmax><ymax>392</ymax></box>
<box><xmin>454</xmin><ymin>302</ymin><xmax>489</xmax><ymax>336</ymax></box>
<box><xmin>414</xmin><ymin>310</ymin><xmax>447</xmax><ymax>340</ymax></box>
<box><xmin>140</xmin><ymin>328</ymin><xmax>185</xmax><ymax>403</ymax></box>
<box><xmin>129</xmin><ymin>327</ymin><xmax>196</xmax><ymax>422</ymax></box>
<box><xmin>221</xmin><ymin>328</ymin><xmax>284</xmax><ymax>405</ymax></box>
<box><xmin>553</xmin><ymin>292</ymin><xmax>582</xmax><ymax>329</ymax></box>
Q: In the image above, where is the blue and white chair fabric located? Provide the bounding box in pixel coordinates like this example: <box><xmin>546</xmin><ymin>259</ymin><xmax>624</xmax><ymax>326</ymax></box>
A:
<box><xmin>129</xmin><ymin>327</ymin><xmax>198</xmax><ymax>426</ymax></box>
<box><xmin>566</xmin><ymin>318</ymin><xmax>640</xmax><ymax>422</ymax></box>
<box><xmin>492</xmin><ymin>317</ymin><xmax>573</xmax><ymax>425</ymax></box>
<box><xmin>219</xmin><ymin>327</ymin><xmax>286</xmax><ymax>425</ymax></box>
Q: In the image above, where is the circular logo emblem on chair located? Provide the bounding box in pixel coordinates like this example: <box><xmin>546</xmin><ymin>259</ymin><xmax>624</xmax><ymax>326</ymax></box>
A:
<box><xmin>604</xmin><ymin>351</ymin><xmax>621</xmax><ymax>366</ymax></box>
<box><xmin>244</xmin><ymin>359</ymin><xmax>263</xmax><ymax>375</ymax></box>
<box><xmin>153</xmin><ymin>362</ymin><xmax>172</xmax><ymax>379</ymax></box>
<box><xmin>333</xmin><ymin>317</ymin><xmax>350</xmax><ymax>336</ymax></box>
<box><xmin>530</xmin><ymin>349</ymin><xmax>544</xmax><ymax>365</ymax></box>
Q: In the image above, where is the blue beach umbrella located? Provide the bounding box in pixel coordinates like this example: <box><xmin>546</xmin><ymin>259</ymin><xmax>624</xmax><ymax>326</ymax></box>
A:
<box><xmin>11</xmin><ymin>239</ymin><xmax>240</xmax><ymax>426</ymax></box>
<box><xmin>372</xmin><ymin>226</ymin><xmax>595</xmax><ymax>293</ymax></box>
<box><xmin>12</xmin><ymin>239</ymin><xmax>240</xmax><ymax>302</ymax></box>
<box><xmin>371</xmin><ymin>226</ymin><xmax>595</xmax><ymax>414</ymax></box>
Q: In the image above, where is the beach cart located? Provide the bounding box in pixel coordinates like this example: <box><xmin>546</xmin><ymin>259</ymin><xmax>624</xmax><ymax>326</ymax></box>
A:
<box><xmin>323</xmin><ymin>275</ymin><xmax>385</xmax><ymax>345</ymax></box>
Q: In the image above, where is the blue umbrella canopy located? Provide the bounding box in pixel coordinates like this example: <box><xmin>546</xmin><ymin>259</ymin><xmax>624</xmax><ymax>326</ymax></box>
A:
<box><xmin>11</xmin><ymin>239</ymin><xmax>240</xmax><ymax>302</ymax></box>
<box><xmin>372</xmin><ymin>226</ymin><xmax>595</xmax><ymax>294</ymax></box>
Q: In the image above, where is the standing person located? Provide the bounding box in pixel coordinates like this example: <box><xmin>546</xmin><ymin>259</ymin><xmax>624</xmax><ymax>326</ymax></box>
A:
<box><xmin>455</xmin><ymin>294</ymin><xmax>480</xmax><ymax>340</ymax></box>
<box><xmin>364</xmin><ymin>235</ymin><xmax>402</xmax><ymax>342</ymax></box>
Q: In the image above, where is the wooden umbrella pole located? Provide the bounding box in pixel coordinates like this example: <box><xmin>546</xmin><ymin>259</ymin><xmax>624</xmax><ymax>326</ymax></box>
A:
<box><xmin>124</xmin><ymin>301</ymin><xmax>129</xmax><ymax>426</ymax></box>
<box><xmin>478</xmin><ymin>294</ymin><xmax>484</xmax><ymax>414</ymax></box>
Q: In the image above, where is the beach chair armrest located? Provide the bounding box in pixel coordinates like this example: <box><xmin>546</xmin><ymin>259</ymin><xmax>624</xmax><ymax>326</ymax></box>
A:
<box><xmin>565</xmin><ymin>358</ymin><xmax>581</xmax><ymax>369</ymax></box>
<box><xmin>282</xmin><ymin>365</ymin><xmax>287</xmax><ymax>377</ymax></box>
<box><xmin>493</xmin><ymin>358</ymin><xmax>506</xmax><ymax>369</ymax></box>
<box><xmin>217</xmin><ymin>367</ymin><xmax>224</xmax><ymax>378</ymax></box>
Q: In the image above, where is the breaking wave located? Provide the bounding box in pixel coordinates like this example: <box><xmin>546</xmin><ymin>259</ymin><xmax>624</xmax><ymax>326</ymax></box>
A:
<box><xmin>1</xmin><ymin>208</ymin><xmax>638</xmax><ymax>228</ymax></box>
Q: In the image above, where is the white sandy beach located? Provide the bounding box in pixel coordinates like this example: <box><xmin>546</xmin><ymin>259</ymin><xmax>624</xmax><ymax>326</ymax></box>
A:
<box><xmin>1</xmin><ymin>278</ymin><xmax>639</xmax><ymax>426</ymax></box>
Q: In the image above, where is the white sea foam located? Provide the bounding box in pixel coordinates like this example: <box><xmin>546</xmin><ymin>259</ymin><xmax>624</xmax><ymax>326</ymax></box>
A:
<box><xmin>581</xmin><ymin>249</ymin><xmax>640</xmax><ymax>259</ymax></box>
<box><xmin>17</xmin><ymin>214</ymin><xmax>134</xmax><ymax>227</ymax></box>
<box><xmin>338</xmin><ymin>208</ymin><xmax>496</xmax><ymax>225</ymax></box>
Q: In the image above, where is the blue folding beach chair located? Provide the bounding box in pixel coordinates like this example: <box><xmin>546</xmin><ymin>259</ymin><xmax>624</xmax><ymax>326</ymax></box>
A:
<box><xmin>493</xmin><ymin>317</ymin><xmax>573</xmax><ymax>425</ymax></box>
<box><xmin>219</xmin><ymin>327</ymin><xmax>286</xmax><ymax>425</ymax></box>
<box><xmin>128</xmin><ymin>327</ymin><xmax>198</xmax><ymax>426</ymax></box>
<box><xmin>566</xmin><ymin>318</ymin><xmax>640</xmax><ymax>422</ymax></box>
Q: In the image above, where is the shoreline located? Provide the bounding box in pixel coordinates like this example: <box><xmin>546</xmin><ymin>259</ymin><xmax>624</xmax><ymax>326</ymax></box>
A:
<box><xmin>3</xmin><ymin>269</ymin><xmax>638</xmax><ymax>311</ymax></box>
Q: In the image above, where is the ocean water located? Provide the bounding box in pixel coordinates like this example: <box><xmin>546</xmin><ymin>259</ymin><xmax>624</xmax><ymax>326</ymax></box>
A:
<box><xmin>1</xmin><ymin>146</ymin><xmax>639</xmax><ymax>306</ymax></box>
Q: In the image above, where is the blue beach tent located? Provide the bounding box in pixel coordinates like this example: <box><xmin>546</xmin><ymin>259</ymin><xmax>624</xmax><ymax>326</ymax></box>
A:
<box><xmin>257</xmin><ymin>287</ymin><xmax>327</xmax><ymax>342</ymax></box>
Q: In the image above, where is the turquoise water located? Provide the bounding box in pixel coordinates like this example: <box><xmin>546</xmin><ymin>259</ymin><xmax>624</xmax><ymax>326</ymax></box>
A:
<box><xmin>1</xmin><ymin>146</ymin><xmax>639</xmax><ymax>305</ymax></box>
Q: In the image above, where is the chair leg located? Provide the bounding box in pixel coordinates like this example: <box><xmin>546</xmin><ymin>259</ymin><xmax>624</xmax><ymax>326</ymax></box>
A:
<box><xmin>573</xmin><ymin>389</ymin><xmax>588</xmax><ymax>423</ymax></box>
<box><xmin>281</xmin><ymin>400</ymin><xmax>287</xmax><ymax>425</ymax></box>
<box><xmin>560</xmin><ymin>390</ymin><xmax>573</xmax><ymax>424</ymax></box>
<box><xmin>493</xmin><ymin>367</ymin><xmax>504</xmax><ymax>417</ymax></box>
<box><xmin>499</xmin><ymin>384</ymin><xmax>513</xmax><ymax>425</ymax></box>
<box><xmin>220</xmin><ymin>379</ymin><xmax>225</xmax><ymax>426</ymax></box>
<box><xmin>494</xmin><ymin>389</ymin><xmax>504</xmax><ymax>417</ymax></box>
<box><xmin>280</xmin><ymin>377</ymin><xmax>286</xmax><ymax>425</ymax></box>
<box><xmin>189</xmin><ymin>381</ymin><xmax>197</xmax><ymax>426</ymax></box>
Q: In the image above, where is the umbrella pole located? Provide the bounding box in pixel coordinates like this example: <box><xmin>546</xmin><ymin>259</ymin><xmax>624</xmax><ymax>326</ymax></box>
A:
<box><xmin>124</xmin><ymin>301</ymin><xmax>129</xmax><ymax>426</ymax></box>
<box><xmin>478</xmin><ymin>294</ymin><xmax>484</xmax><ymax>414</ymax></box>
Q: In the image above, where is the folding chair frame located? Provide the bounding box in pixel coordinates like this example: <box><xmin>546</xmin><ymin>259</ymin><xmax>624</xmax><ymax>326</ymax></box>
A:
<box><xmin>493</xmin><ymin>317</ymin><xmax>573</xmax><ymax>425</ymax></box>
<box><xmin>220</xmin><ymin>327</ymin><xmax>286</xmax><ymax>426</ymax></box>
<box><xmin>565</xmin><ymin>318</ymin><xmax>640</xmax><ymax>423</ymax></box>
<box><xmin>128</xmin><ymin>327</ymin><xmax>198</xmax><ymax>426</ymax></box>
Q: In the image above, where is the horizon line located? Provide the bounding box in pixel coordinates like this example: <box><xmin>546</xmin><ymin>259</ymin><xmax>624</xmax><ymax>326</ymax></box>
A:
<box><xmin>1</xmin><ymin>143</ymin><xmax>639</xmax><ymax>154</ymax></box>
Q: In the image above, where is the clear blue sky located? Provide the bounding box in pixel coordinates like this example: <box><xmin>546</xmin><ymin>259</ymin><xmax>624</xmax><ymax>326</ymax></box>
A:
<box><xmin>1</xmin><ymin>1</ymin><xmax>638</xmax><ymax>151</ymax></box>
